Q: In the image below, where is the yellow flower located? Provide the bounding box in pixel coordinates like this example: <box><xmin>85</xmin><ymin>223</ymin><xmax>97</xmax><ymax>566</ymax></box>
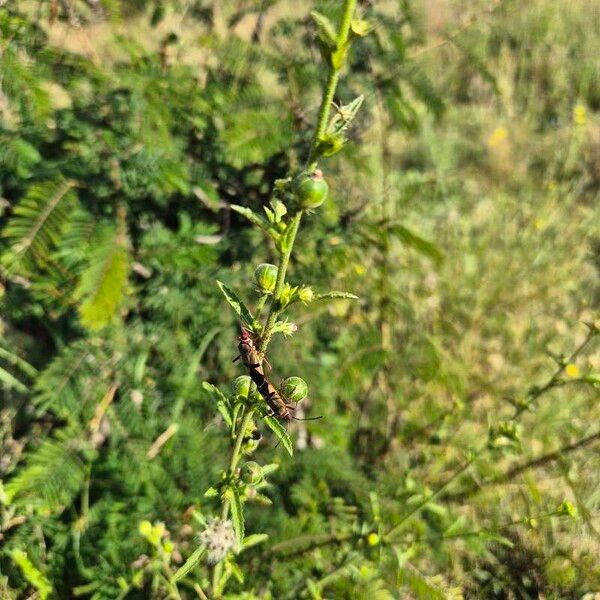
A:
<box><xmin>367</xmin><ymin>532</ymin><xmax>380</xmax><ymax>546</ymax></box>
<box><xmin>565</xmin><ymin>363</ymin><xmax>580</xmax><ymax>378</ymax></box>
<box><xmin>487</xmin><ymin>126</ymin><xmax>508</xmax><ymax>148</ymax></box>
<box><xmin>573</xmin><ymin>104</ymin><xmax>586</xmax><ymax>126</ymax></box>
<box><xmin>139</xmin><ymin>520</ymin><xmax>153</xmax><ymax>539</ymax></box>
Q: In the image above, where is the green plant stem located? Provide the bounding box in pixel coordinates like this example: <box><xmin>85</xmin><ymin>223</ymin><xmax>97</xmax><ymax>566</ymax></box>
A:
<box><xmin>212</xmin><ymin>408</ymin><xmax>254</xmax><ymax>597</ymax></box>
<box><xmin>260</xmin><ymin>0</ymin><xmax>358</xmax><ymax>350</ymax></box>
<box><xmin>259</xmin><ymin>211</ymin><xmax>303</xmax><ymax>352</ymax></box>
<box><xmin>307</xmin><ymin>0</ymin><xmax>358</xmax><ymax>169</ymax></box>
<box><xmin>255</xmin><ymin>293</ymin><xmax>269</xmax><ymax>318</ymax></box>
<box><xmin>221</xmin><ymin>408</ymin><xmax>254</xmax><ymax>521</ymax></box>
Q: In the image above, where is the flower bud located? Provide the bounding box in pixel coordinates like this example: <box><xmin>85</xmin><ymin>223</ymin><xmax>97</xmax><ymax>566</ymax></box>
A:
<box><xmin>298</xmin><ymin>286</ymin><xmax>315</xmax><ymax>304</ymax></box>
<box><xmin>240</xmin><ymin>461</ymin><xmax>263</xmax><ymax>485</ymax></box>
<box><xmin>293</xmin><ymin>169</ymin><xmax>328</xmax><ymax>209</ymax></box>
<box><xmin>281</xmin><ymin>377</ymin><xmax>308</xmax><ymax>403</ymax></box>
<box><xmin>233</xmin><ymin>375</ymin><xmax>256</xmax><ymax>398</ymax></box>
<box><xmin>254</xmin><ymin>263</ymin><xmax>278</xmax><ymax>293</ymax></box>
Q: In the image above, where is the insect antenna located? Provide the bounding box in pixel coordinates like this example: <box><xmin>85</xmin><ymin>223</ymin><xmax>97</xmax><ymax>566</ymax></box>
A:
<box><xmin>292</xmin><ymin>415</ymin><xmax>323</xmax><ymax>421</ymax></box>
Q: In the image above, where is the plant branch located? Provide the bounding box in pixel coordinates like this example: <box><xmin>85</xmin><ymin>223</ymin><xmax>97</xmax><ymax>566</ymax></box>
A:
<box><xmin>211</xmin><ymin>408</ymin><xmax>254</xmax><ymax>597</ymax></box>
<box><xmin>259</xmin><ymin>211</ymin><xmax>303</xmax><ymax>352</ymax></box>
<box><xmin>446</xmin><ymin>429</ymin><xmax>600</xmax><ymax>503</ymax></box>
<box><xmin>307</xmin><ymin>0</ymin><xmax>357</xmax><ymax>169</ymax></box>
<box><xmin>260</xmin><ymin>0</ymin><xmax>358</xmax><ymax>352</ymax></box>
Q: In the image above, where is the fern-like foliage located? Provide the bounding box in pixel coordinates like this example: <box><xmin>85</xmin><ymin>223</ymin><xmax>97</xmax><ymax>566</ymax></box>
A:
<box><xmin>1</xmin><ymin>177</ymin><xmax>78</xmax><ymax>274</ymax></box>
<box><xmin>5</xmin><ymin>431</ymin><xmax>88</xmax><ymax>511</ymax></box>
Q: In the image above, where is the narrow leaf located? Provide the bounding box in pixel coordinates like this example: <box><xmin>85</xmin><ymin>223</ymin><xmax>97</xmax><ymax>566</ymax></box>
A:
<box><xmin>173</xmin><ymin>545</ymin><xmax>206</xmax><ymax>582</ymax></box>
<box><xmin>264</xmin><ymin>416</ymin><xmax>293</xmax><ymax>456</ymax></box>
<box><xmin>387</xmin><ymin>223</ymin><xmax>443</xmax><ymax>264</ymax></box>
<box><xmin>202</xmin><ymin>382</ymin><xmax>232</xmax><ymax>427</ymax></box>
<box><xmin>231</xmin><ymin>204</ymin><xmax>271</xmax><ymax>234</ymax></box>
<box><xmin>0</xmin><ymin>366</ymin><xmax>28</xmax><ymax>392</ymax></box>
<box><xmin>310</xmin><ymin>10</ymin><xmax>337</xmax><ymax>49</ymax></box>
<box><xmin>241</xmin><ymin>533</ymin><xmax>269</xmax><ymax>550</ymax></box>
<box><xmin>228</xmin><ymin>487</ymin><xmax>245</xmax><ymax>545</ymax></box>
<box><xmin>216</xmin><ymin>281</ymin><xmax>256</xmax><ymax>329</ymax></box>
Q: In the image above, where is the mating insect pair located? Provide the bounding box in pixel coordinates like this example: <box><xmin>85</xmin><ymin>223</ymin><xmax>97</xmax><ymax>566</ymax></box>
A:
<box><xmin>233</xmin><ymin>327</ymin><xmax>321</xmax><ymax>423</ymax></box>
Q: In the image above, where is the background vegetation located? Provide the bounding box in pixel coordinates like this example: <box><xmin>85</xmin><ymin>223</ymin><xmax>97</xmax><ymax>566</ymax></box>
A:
<box><xmin>1</xmin><ymin>0</ymin><xmax>599</xmax><ymax>598</ymax></box>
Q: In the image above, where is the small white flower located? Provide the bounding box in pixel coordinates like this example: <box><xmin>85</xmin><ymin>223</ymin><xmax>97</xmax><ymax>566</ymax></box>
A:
<box><xmin>199</xmin><ymin>519</ymin><xmax>236</xmax><ymax>564</ymax></box>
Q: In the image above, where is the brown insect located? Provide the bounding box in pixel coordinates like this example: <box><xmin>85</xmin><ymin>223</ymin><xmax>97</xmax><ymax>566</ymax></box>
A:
<box><xmin>235</xmin><ymin>327</ymin><xmax>320</xmax><ymax>423</ymax></box>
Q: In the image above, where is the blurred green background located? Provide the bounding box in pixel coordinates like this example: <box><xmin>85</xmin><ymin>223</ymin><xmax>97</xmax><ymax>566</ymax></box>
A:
<box><xmin>1</xmin><ymin>1</ymin><xmax>599</xmax><ymax>598</ymax></box>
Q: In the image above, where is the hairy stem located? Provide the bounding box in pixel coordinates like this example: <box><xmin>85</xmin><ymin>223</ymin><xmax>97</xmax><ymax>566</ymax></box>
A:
<box><xmin>260</xmin><ymin>0</ymin><xmax>358</xmax><ymax>351</ymax></box>
<box><xmin>307</xmin><ymin>0</ymin><xmax>358</xmax><ymax>169</ymax></box>
<box><xmin>211</xmin><ymin>408</ymin><xmax>255</xmax><ymax>597</ymax></box>
<box><xmin>259</xmin><ymin>211</ymin><xmax>303</xmax><ymax>352</ymax></box>
<box><xmin>221</xmin><ymin>408</ymin><xmax>254</xmax><ymax>521</ymax></box>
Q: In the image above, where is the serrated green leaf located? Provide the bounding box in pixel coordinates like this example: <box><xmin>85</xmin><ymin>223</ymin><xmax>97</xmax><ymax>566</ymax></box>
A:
<box><xmin>173</xmin><ymin>545</ymin><xmax>206</xmax><ymax>582</ymax></box>
<box><xmin>231</xmin><ymin>204</ymin><xmax>272</xmax><ymax>235</ymax></box>
<box><xmin>226</xmin><ymin>558</ymin><xmax>244</xmax><ymax>584</ymax></box>
<box><xmin>241</xmin><ymin>533</ymin><xmax>269</xmax><ymax>550</ymax></box>
<box><xmin>261</xmin><ymin>463</ymin><xmax>279</xmax><ymax>476</ymax></box>
<box><xmin>216</xmin><ymin>281</ymin><xmax>256</xmax><ymax>329</ymax></box>
<box><xmin>202</xmin><ymin>382</ymin><xmax>232</xmax><ymax>427</ymax></box>
<box><xmin>247</xmin><ymin>493</ymin><xmax>273</xmax><ymax>506</ymax></box>
<box><xmin>310</xmin><ymin>10</ymin><xmax>337</xmax><ymax>49</ymax></box>
<box><xmin>264</xmin><ymin>416</ymin><xmax>293</xmax><ymax>456</ymax></box>
<box><xmin>227</xmin><ymin>487</ymin><xmax>245</xmax><ymax>545</ymax></box>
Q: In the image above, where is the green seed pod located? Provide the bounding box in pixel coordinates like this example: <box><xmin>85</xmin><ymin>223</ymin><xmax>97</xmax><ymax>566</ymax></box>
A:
<box><xmin>233</xmin><ymin>375</ymin><xmax>256</xmax><ymax>398</ymax></box>
<box><xmin>254</xmin><ymin>263</ymin><xmax>278</xmax><ymax>293</ymax></box>
<box><xmin>240</xmin><ymin>461</ymin><xmax>263</xmax><ymax>485</ymax></box>
<box><xmin>281</xmin><ymin>376</ymin><xmax>308</xmax><ymax>403</ymax></box>
<box><xmin>293</xmin><ymin>169</ymin><xmax>328</xmax><ymax>209</ymax></box>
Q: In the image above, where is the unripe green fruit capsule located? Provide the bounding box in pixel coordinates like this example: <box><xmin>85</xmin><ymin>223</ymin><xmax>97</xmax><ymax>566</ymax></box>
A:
<box><xmin>241</xmin><ymin>461</ymin><xmax>263</xmax><ymax>485</ymax></box>
<box><xmin>281</xmin><ymin>376</ymin><xmax>308</xmax><ymax>403</ymax></box>
<box><xmin>293</xmin><ymin>169</ymin><xmax>328</xmax><ymax>209</ymax></box>
<box><xmin>233</xmin><ymin>375</ymin><xmax>256</xmax><ymax>398</ymax></box>
<box><xmin>254</xmin><ymin>263</ymin><xmax>278</xmax><ymax>292</ymax></box>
